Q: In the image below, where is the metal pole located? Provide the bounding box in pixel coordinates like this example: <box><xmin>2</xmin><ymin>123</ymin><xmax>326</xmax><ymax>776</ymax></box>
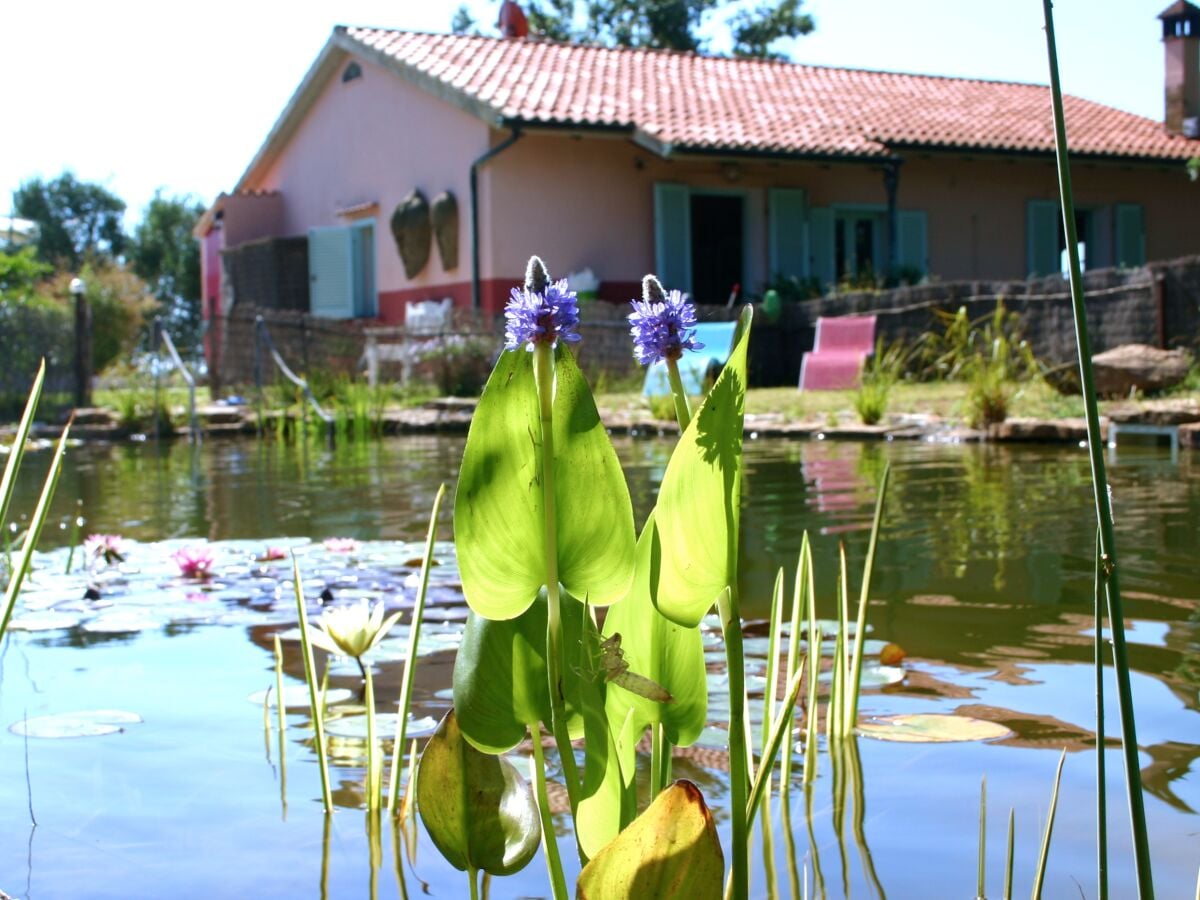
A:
<box><xmin>153</xmin><ymin>317</ymin><xmax>163</xmax><ymax>439</ymax></box>
<box><xmin>254</xmin><ymin>316</ymin><xmax>265</xmax><ymax>435</ymax></box>
<box><xmin>74</xmin><ymin>290</ymin><xmax>92</xmax><ymax>408</ymax></box>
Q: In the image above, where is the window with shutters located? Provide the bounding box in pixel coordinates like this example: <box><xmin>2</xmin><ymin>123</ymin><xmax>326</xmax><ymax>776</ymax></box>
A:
<box><xmin>308</xmin><ymin>222</ymin><xmax>376</xmax><ymax>319</ymax></box>
<box><xmin>654</xmin><ymin>184</ymin><xmax>747</xmax><ymax>303</ymax></box>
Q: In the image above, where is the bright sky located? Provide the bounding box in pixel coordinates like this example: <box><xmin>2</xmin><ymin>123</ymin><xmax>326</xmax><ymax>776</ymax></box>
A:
<box><xmin>0</xmin><ymin>0</ymin><xmax>1177</xmax><ymax>227</ymax></box>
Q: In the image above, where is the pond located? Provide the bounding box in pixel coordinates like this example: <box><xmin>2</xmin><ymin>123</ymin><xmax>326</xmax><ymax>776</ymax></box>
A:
<box><xmin>0</xmin><ymin>435</ymin><xmax>1196</xmax><ymax>898</ymax></box>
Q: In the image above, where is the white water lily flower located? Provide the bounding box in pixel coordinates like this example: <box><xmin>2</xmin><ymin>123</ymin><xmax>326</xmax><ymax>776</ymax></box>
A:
<box><xmin>308</xmin><ymin>601</ymin><xmax>402</xmax><ymax>659</ymax></box>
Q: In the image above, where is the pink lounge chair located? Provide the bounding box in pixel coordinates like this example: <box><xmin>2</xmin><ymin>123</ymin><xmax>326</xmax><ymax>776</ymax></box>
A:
<box><xmin>798</xmin><ymin>315</ymin><xmax>877</xmax><ymax>391</ymax></box>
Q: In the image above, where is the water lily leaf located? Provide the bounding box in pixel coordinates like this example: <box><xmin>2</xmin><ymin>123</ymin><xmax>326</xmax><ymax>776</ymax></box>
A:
<box><xmin>247</xmin><ymin>686</ymin><xmax>353</xmax><ymax>708</ymax></box>
<box><xmin>856</xmin><ymin>713</ymin><xmax>1013</xmax><ymax>743</ymax></box>
<box><xmin>7</xmin><ymin>611</ymin><xmax>81</xmax><ymax>631</ymax></box>
<box><xmin>577</xmin><ymin>780</ymin><xmax>724</xmax><ymax>900</ymax></box>
<box><xmin>10</xmin><ymin>709</ymin><xmax>142</xmax><ymax>739</ymax></box>
<box><xmin>324</xmin><ymin>713</ymin><xmax>438</xmax><ymax>741</ymax></box>
<box><xmin>602</xmin><ymin>511</ymin><xmax>706</xmax><ymax>746</ymax></box>
<box><xmin>818</xmin><ymin>663</ymin><xmax>905</xmax><ymax>688</ymax></box>
<box><xmin>452</xmin><ymin>592</ymin><xmax>586</xmax><ymax>753</ymax></box>
<box><xmin>454</xmin><ymin>346</ymin><xmax>635</xmax><ymax>620</ymax></box>
<box><xmin>416</xmin><ymin>709</ymin><xmax>539</xmax><ymax>876</ymax></box>
<box><xmin>653</xmin><ymin>307</ymin><xmax>752</xmax><ymax>627</ymax></box>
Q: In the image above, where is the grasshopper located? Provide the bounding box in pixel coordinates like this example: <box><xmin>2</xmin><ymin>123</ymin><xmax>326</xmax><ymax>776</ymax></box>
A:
<box><xmin>590</xmin><ymin>632</ymin><xmax>674</xmax><ymax>704</ymax></box>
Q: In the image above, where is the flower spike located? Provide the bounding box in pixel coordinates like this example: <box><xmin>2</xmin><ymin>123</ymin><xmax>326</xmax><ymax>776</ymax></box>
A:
<box><xmin>628</xmin><ymin>277</ymin><xmax>704</xmax><ymax>366</ymax></box>
<box><xmin>504</xmin><ymin>256</ymin><xmax>582</xmax><ymax>351</ymax></box>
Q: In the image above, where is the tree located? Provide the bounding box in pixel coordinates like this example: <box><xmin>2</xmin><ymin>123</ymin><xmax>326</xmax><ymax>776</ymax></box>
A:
<box><xmin>523</xmin><ymin>0</ymin><xmax>812</xmax><ymax>57</ymax></box>
<box><xmin>451</xmin><ymin>4</ymin><xmax>479</xmax><ymax>34</ymax></box>
<box><xmin>129</xmin><ymin>192</ymin><xmax>205</xmax><ymax>353</ymax></box>
<box><xmin>13</xmin><ymin>173</ymin><xmax>126</xmax><ymax>268</ymax></box>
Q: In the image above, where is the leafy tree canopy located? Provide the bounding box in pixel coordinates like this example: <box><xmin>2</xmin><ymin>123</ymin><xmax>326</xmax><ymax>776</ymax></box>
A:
<box><xmin>519</xmin><ymin>0</ymin><xmax>813</xmax><ymax>58</ymax></box>
<box><xmin>129</xmin><ymin>192</ymin><xmax>205</xmax><ymax>353</ymax></box>
<box><xmin>13</xmin><ymin>173</ymin><xmax>126</xmax><ymax>268</ymax></box>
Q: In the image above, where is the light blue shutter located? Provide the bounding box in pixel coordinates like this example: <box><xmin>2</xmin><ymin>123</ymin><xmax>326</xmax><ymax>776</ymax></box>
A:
<box><xmin>309</xmin><ymin>226</ymin><xmax>355</xmax><ymax>319</ymax></box>
<box><xmin>897</xmin><ymin>210</ymin><xmax>928</xmax><ymax>276</ymax></box>
<box><xmin>1026</xmin><ymin>200</ymin><xmax>1060</xmax><ymax>276</ymax></box>
<box><xmin>351</xmin><ymin>223</ymin><xmax>377</xmax><ymax>317</ymax></box>
<box><xmin>768</xmin><ymin>188</ymin><xmax>808</xmax><ymax>278</ymax></box>
<box><xmin>809</xmin><ymin>207</ymin><xmax>834</xmax><ymax>290</ymax></box>
<box><xmin>654</xmin><ymin>183</ymin><xmax>692</xmax><ymax>295</ymax></box>
<box><xmin>1115</xmin><ymin>203</ymin><xmax>1146</xmax><ymax>267</ymax></box>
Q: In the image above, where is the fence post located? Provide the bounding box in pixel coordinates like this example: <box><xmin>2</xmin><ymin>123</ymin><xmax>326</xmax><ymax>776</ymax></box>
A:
<box><xmin>71</xmin><ymin>279</ymin><xmax>92</xmax><ymax>408</ymax></box>
<box><xmin>365</xmin><ymin>331</ymin><xmax>380</xmax><ymax>388</ymax></box>
<box><xmin>254</xmin><ymin>316</ymin><xmax>265</xmax><ymax>435</ymax></box>
<box><xmin>152</xmin><ymin>316</ymin><xmax>163</xmax><ymax>439</ymax></box>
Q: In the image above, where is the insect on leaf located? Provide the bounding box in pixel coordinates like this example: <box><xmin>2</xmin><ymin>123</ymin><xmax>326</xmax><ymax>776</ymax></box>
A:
<box><xmin>600</xmin><ymin>634</ymin><xmax>674</xmax><ymax>704</ymax></box>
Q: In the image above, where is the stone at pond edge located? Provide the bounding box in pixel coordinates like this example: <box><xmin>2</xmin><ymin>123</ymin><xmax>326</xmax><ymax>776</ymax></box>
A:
<box><xmin>1091</xmin><ymin>344</ymin><xmax>1192</xmax><ymax>397</ymax></box>
<box><xmin>577</xmin><ymin>779</ymin><xmax>724</xmax><ymax>900</ymax></box>
<box><xmin>390</xmin><ymin>190</ymin><xmax>432</xmax><ymax>279</ymax></box>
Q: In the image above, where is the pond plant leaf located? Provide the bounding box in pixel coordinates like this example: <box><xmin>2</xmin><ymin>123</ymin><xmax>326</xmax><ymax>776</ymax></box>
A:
<box><xmin>652</xmin><ymin>307</ymin><xmax>752</xmax><ymax>627</ymax></box>
<box><xmin>855</xmin><ymin>713</ymin><xmax>1013</xmax><ymax>743</ymax></box>
<box><xmin>576</xmin><ymin>779</ymin><xmax>724</xmax><ymax>900</ymax></box>
<box><xmin>416</xmin><ymin>709</ymin><xmax>539</xmax><ymax>876</ymax></box>
<box><xmin>10</xmin><ymin>709</ymin><xmax>142</xmax><ymax>739</ymax></box>
<box><xmin>452</xmin><ymin>593</ymin><xmax>586</xmax><ymax>753</ymax></box>
<box><xmin>454</xmin><ymin>345</ymin><xmax>634</xmax><ymax>621</ymax></box>
<box><xmin>247</xmin><ymin>686</ymin><xmax>353</xmax><ymax>708</ymax></box>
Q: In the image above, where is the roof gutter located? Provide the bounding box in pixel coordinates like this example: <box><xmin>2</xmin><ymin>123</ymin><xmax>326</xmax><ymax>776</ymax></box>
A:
<box><xmin>471</xmin><ymin>126</ymin><xmax>523</xmax><ymax>311</ymax></box>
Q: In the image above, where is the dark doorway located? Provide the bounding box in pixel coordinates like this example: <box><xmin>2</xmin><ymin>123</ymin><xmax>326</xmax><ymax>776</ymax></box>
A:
<box><xmin>690</xmin><ymin>194</ymin><xmax>743</xmax><ymax>303</ymax></box>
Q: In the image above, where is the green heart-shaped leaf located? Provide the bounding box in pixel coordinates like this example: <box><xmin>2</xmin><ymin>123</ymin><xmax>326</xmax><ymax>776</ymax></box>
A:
<box><xmin>652</xmin><ymin>307</ymin><xmax>752</xmax><ymax>627</ymax></box>
<box><xmin>602</xmin><ymin>510</ymin><xmax>707</xmax><ymax>746</ymax></box>
<box><xmin>455</xmin><ymin>347</ymin><xmax>635</xmax><ymax>620</ymax></box>
<box><xmin>416</xmin><ymin>709</ymin><xmax>540</xmax><ymax>876</ymax></box>
<box><xmin>452</xmin><ymin>593</ymin><xmax>586</xmax><ymax>753</ymax></box>
<box><xmin>577</xmin><ymin>780</ymin><xmax>725</xmax><ymax>900</ymax></box>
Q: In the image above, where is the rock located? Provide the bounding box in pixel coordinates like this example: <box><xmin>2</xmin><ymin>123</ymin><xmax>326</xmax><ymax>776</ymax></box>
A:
<box><xmin>1091</xmin><ymin>344</ymin><xmax>1192</xmax><ymax>397</ymax></box>
<box><xmin>1106</xmin><ymin>399</ymin><xmax>1200</xmax><ymax>425</ymax></box>
<box><xmin>992</xmin><ymin>417</ymin><xmax>1090</xmax><ymax>443</ymax></box>
<box><xmin>1180</xmin><ymin>422</ymin><xmax>1200</xmax><ymax>449</ymax></box>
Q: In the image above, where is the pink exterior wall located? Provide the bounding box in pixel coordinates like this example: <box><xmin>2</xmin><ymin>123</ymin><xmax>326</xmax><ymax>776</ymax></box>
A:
<box><xmin>482</xmin><ymin>134</ymin><xmax>1199</xmax><ymax>291</ymax></box>
<box><xmin>221</xmin><ymin>193</ymin><xmax>285</xmax><ymax>247</ymax></box>
<box><xmin>247</xmin><ymin>54</ymin><xmax>488</xmax><ymax>300</ymax></box>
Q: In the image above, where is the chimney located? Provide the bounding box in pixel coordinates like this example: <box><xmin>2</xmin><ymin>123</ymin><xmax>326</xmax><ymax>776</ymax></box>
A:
<box><xmin>1159</xmin><ymin>1</ymin><xmax>1200</xmax><ymax>136</ymax></box>
<box><xmin>498</xmin><ymin>1</ymin><xmax>529</xmax><ymax>39</ymax></box>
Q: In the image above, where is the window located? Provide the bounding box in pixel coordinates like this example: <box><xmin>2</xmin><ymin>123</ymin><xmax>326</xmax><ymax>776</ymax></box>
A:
<box><xmin>342</xmin><ymin>62</ymin><xmax>362</xmax><ymax>83</ymax></box>
<box><xmin>654</xmin><ymin>184</ymin><xmax>747</xmax><ymax>301</ymax></box>
<box><xmin>308</xmin><ymin>222</ymin><xmax>376</xmax><ymax>319</ymax></box>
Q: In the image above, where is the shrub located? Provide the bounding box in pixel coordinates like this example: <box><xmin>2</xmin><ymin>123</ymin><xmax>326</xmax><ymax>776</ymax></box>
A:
<box><xmin>854</xmin><ymin>338</ymin><xmax>908</xmax><ymax>425</ymax></box>
<box><xmin>412</xmin><ymin>334</ymin><xmax>494</xmax><ymax>396</ymax></box>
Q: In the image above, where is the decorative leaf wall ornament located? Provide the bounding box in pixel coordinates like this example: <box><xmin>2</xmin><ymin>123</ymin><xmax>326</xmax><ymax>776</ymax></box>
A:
<box><xmin>431</xmin><ymin>191</ymin><xmax>459</xmax><ymax>271</ymax></box>
<box><xmin>390</xmin><ymin>189</ymin><xmax>432</xmax><ymax>279</ymax></box>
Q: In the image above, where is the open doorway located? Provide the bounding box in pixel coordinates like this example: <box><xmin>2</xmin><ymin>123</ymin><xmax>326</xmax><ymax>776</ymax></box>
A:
<box><xmin>690</xmin><ymin>193</ymin><xmax>743</xmax><ymax>303</ymax></box>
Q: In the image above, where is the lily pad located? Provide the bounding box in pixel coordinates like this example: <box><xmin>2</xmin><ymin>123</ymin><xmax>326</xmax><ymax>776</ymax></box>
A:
<box><xmin>819</xmin><ymin>663</ymin><xmax>905</xmax><ymax>688</ymax></box>
<box><xmin>7</xmin><ymin>611</ymin><xmax>81</xmax><ymax>631</ymax></box>
<box><xmin>10</xmin><ymin>709</ymin><xmax>143</xmax><ymax>738</ymax></box>
<box><xmin>325</xmin><ymin>713</ymin><xmax>438</xmax><ymax>741</ymax></box>
<box><xmin>247</xmin><ymin>686</ymin><xmax>353</xmax><ymax>709</ymax></box>
<box><xmin>81</xmin><ymin>614</ymin><xmax>160</xmax><ymax>634</ymax></box>
<box><xmin>856</xmin><ymin>713</ymin><xmax>1014</xmax><ymax>743</ymax></box>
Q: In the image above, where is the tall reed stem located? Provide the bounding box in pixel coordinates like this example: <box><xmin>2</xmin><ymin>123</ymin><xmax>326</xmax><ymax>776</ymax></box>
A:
<box><xmin>533</xmin><ymin>343</ymin><xmax>581</xmax><ymax>821</ymax></box>
<box><xmin>1095</xmin><ymin>530</ymin><xmax>1109</xmax><ymax>900</ymax></box>
<box><xmin>1040</xmin><ymin>4</ymin><xmax>1153</xmax><ymax>894</ymax></box>
<box><xmin>530</xmin><ymin>722</ymin><xmax>570</xmax><ymax>900</ymax></box>
<box><xmin>718</xmin><ymin>586</ymin><xmax>751</xmax><ymax>900</ymax></box>
<box><xmin>292</xmin><ymin>556</ymin><xmax>334</xmax><ymax>813</ymax></box>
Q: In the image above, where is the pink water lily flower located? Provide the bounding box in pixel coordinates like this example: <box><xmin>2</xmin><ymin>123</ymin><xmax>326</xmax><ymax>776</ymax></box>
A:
<box><xmin>173</xmin><ymin>545</ymin><xmax>215</xmax><ymax>579</ymax></box>
<box><xmin>258</xmin><ymin>546</ymin><xmax>287</xmax><ymax>562</ymax></box>
<box><xmin>83</xmin><ymin>534</ymin><xmax>126</xmax><ymax>566</ymax></box>
<box><xmin>323</xmin><ymin>537</ymin><xmax>361</xmax><ymax>554</ymax></box>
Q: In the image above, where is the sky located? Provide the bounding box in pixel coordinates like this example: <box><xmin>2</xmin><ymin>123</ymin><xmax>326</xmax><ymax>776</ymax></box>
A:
<box><xmin>0</xmin><ymin>1</ymin><xmax>1179</xmax><ymax>228</ymax></box>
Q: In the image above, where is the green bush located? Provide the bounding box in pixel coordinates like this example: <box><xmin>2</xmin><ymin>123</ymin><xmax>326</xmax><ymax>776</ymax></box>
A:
<box><xmin>854</xmin><ymin>338</ymin><xmax>907</xmax><ymax>425</ymax></box>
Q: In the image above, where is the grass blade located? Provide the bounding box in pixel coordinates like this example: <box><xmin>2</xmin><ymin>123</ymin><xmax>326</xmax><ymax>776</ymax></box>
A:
<box><xmin>977</xmin><ymin>776</ymin><xmax>987</xmax><ymax>900</ymax></box>
<box><xmin>746</xmin><ymin>664</ymin><xmax>805</xmax><ymax>822</ymax></box>
<box><xmin>0</xmin><ymin>413</ymin><xmax>69</xmax><ymax>642</ymax></box>
<box><xmin>846</xmin><ymin>465</ymin><xmax>890</xmax><ymax>735</ymax></box>
<box><xmin>387</xmin><ymin>483</ymin><xmax>447</xmax><ymax>812</ymax></box>
<box><xmin>291</xmin><ymin>554</ymin><xmax>334</xmax><ymax>813</ymax></box>
<box><xmin>761</xmin><ymin>567</ymin><xmax>786</xmax><ymax>797</ymax></box>
<box><xmin>1094</xmin><ymin>529</ymin><xmax>1108</xmax><ymax>900</ymax></box>
<box><xmin>0</xmin><ymin>361</ymin><xmax>45</xmax><ymax>537</ymax></box>
<box><xmin>1031</xmin><ymin>749</ymin><xmax>1067</xmax><ymax>900</ymax></box>
<box><xmin>781</xmin><ymin>532</ymin><xmax>812</xmax><ymax>787</ymax></box>
<box><xmin>1004</xmin><ymin>807</ymin><xmax>1014</xmax><ymax>900</ymax></box>
<box><xmin>1040</xmin><ymin>5</ymin><xmax>1153</xmax><ymax>894</ymax></box>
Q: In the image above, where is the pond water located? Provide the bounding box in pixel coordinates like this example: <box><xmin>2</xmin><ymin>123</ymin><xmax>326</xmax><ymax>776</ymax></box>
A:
<box><xmin>0</xmin><ymin>435</ymin><xmax>1197</xmax><ymax>898</ymax></box>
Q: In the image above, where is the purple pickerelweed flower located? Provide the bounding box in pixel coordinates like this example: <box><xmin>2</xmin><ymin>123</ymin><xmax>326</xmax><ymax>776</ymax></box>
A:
<box><xmin>503</xmin><ymin>256</ymin><xmax>582</xmax><ymax>351</ymax></box>
<box><xmin>173</xmin><ymin>545</ymin><xmax>215</xmax><ymax>580</ymax></box>
<box><xmin>628</xmin><ymin>275</ymin><xmax>704</xmax><ymax>366</ymax></box>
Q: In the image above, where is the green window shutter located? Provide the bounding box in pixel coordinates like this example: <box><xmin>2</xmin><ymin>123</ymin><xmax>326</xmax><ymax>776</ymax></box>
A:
<box><xmin>897</xmin><ymin>210</ymin><xmax>928</xmax><ymax>276</ymax></box>
<box><xmin>768</xmin><ymin>188</ymin><xmax>808</xmax><ymax>278</ymax></box>
<box><xmin>308</xmin><ymin>226</ymin><xmax>355</xmax><ymax>319</ymax></box>
<box><xmin>809</xmin><ymin>206</ymin><xmax>835</xmax><ymax>290</ymax></box>
<box><xmin>1115</xmin><ymin>203</ymin><xmax>1146</xmax><ymax>267</ymax></box>
<box><xmin>654</xmin><ymin>183</ymin><xmax>692</xmax><ymax>294</ymax></box>
<box><xmin>1026</xmin><ymin>200</ymin><xmax>1060</xmax><ymax>276</ymax></box>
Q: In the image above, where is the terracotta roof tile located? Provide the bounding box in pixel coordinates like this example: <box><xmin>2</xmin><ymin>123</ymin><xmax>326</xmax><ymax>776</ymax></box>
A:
<box><xmin>341</xmin><ymin>28</ymin><xmax>1198</xmax><ymax>162</ymax></box>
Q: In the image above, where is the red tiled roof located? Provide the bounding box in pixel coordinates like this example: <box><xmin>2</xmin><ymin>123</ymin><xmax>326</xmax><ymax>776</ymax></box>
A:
<box><xmin>340</xmin><ymin>27</ymin><xmax>1198</xmax><ymax>162</ymax></box>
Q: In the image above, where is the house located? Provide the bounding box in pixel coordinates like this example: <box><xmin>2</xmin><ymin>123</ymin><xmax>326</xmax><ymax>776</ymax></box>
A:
<box><xmin>195</xmin><ymin>2</ymin><xmax>1200</xmax><ymax>342</ymax></box>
